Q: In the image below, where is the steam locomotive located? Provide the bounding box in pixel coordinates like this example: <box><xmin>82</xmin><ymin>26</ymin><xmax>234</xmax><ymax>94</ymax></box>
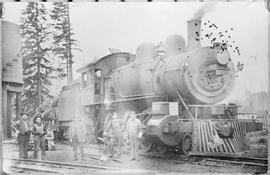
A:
<box><xmin>57</xmin><ymin>19</ymin><xmax>255</xmax><ymax>156</ymax></box>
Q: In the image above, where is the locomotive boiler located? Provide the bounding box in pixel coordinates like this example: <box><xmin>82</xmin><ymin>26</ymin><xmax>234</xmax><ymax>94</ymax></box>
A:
<box><xmin>109</xmin><ymin>20</ymin><xmax>235</xmax><ymax>105</ymax></box>
<box><xmin>105</xmin><ymin>19</ymin><xmax>244</xmax><ymax>155</ymax></box>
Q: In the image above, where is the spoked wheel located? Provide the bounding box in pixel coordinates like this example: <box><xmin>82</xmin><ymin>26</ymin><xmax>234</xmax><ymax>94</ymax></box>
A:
<box><xmin>139</xmin><ymin>134</ymin><xmax>153</xmax><ymax>152</ymax></box>
<box><xmin>182</xmin><ymin>135</ymin><xmax>192</xmax><ymax>156</ymax></box>
<box><xmin>157</xmin><ymin>144</ymin><xmax>168</xmax><ymax>154</ymax></box>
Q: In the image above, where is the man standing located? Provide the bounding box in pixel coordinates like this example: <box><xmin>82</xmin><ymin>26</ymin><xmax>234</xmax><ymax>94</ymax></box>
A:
<box><xmin>17</xmin><ymin>112</ymin><xmax>31</xmax><ymax>159</ymax></box>
<box><xmin>69</xmin><ymin>115</ymin><xmax>86</xmax><ymax>161</ymax></box>
<box><xmin>104</xmin><ymin>112</ymin><xmax>123</xmax><ymax>158</ymax></box>
<box><xmin>32</xmin><ymin>115</ymin><xmax>46</xmax><ymax>160</ymax></box>
<box><xmin>126</xmin><ymin>111</ymin><xmax>141</xmax><ymax>160</ymax></box>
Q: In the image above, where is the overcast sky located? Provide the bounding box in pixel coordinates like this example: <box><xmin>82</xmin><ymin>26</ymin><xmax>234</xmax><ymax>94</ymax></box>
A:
<box><xmin>2</xmin><ymin>2</ymin><xmax>268</xmax><ymax>102</ymax></box>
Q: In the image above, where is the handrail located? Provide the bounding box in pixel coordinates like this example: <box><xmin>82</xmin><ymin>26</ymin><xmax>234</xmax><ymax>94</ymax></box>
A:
<box><xmin>176</xmin><ymin>91</ymin><xmax>194</xmax><ymax>119</ymax></box>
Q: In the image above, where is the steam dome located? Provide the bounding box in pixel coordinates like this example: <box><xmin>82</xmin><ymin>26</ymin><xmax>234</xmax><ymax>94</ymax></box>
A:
<box><xmin>136</xmin><ymin>42</ymin><xmax>155</xmax><ymax>60</ymax></box>
<box><xmin>164</xmin><ymin>35</ymin><xmax>186</xmax><ymax>56</ymax></box>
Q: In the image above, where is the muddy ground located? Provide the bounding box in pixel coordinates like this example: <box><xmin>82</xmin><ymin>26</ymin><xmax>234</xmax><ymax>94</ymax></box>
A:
<box><xmin>3</xmin><ymin>140</ymin><xmax>267</xmax><ymax>174</ymax></box>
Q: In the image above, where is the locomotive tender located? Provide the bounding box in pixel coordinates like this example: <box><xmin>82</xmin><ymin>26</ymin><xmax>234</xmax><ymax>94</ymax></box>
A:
<box><xmin>58</xmin><ymin>19</ymin><xmax>252</xmax><ymax>156</ymax></box>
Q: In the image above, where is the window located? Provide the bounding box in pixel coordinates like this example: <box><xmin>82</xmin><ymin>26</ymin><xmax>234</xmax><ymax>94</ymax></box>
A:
<box><xmin>94</xmin><ymin>69</ymin><xmax>102</xmax><ymax>94</ymax></box>
<box><xmin>82</xmin><ymin>72</ymin><xmax>87</xmax><ymax>88</ymax></box>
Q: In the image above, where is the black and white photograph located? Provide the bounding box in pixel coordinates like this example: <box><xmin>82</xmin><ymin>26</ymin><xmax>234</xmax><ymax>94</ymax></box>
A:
<box><xmin>0</xmin><ymin>0</ymin><xmax>269</xmax><ymax>174</ymax></box>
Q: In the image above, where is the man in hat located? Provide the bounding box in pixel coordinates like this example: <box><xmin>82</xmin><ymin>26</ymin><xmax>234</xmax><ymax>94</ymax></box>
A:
<box><xmin>32</xmin><ymin>114</ymin><xmax>46</xmax><ymax>160</ymax></box>
<box><xmin>69</xmin><ymin>115</ymin><xmax>86</xmax><ymax>160</ymax></box>
<box><xmin>104</xmin><ymin>112</ymin><xmax>124</xmax><ymax>158</ymax></box>
<box><xmin>17</xmin><ymin>112</ymin><xmax>31</xmax><ymax>159</ymax></box>
<box><xmin>126</xmin><ymin>111</ymin><xmax>141</xmax><ymax>160</ymax></box>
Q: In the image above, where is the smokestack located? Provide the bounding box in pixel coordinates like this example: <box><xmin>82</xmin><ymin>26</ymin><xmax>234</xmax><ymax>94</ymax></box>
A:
<box><xmin>187</xmin><ymin>20</ymin><xmax>201</xmax><ymax>50</ymax></box>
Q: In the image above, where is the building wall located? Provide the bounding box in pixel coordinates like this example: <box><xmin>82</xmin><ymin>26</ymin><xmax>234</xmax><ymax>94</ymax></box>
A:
<box><xmin>1</xmin><ymin>20</ymin><xmax>23</xmax><ymax>139</ymax></box>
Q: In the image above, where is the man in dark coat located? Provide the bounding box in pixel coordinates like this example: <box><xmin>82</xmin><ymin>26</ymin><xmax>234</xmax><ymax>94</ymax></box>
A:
<box><xmin>17</xmin><ymin>112</ymin><xmax>31</xmax><ymax>159</ymax></box>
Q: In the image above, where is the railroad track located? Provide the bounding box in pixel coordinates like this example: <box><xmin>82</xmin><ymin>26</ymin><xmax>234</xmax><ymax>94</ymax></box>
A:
<box><xmin>191</xmin><ymin>155</ymin><xmax>268</xmax><ymax>168</ymax></box>
<box><xmin>140</xmin><ymin>151</ymin><xmax>268</xmax><ymax>168</ymax></box>
<box><xmin>4</xmin><ymin>157</ymin><xmax>151</xmax><ymax>174</ymax></box>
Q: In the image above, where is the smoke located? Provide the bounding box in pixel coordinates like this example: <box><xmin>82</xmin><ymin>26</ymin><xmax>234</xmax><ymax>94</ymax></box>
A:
<box><xmin>192</xmin><ymin>3</ymin><xmax>217</xmax><ymax>20</ymax></box>
<box><xmin>192</xmin><ymin>1</ymin><xmax>254</xmax><ymax>21</ymax></box>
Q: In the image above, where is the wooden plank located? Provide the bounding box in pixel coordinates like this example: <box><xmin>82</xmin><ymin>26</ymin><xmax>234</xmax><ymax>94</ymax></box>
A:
<box><xmin>232</xmin><ymin>122</ymin><xmax>241</xmax><ymax>151</ymax></box>
<box><xmin>189</xmin><ymin>151</ymin><xmax>243</xmax><ymax>157</ymax></box>
<box><xmin>200</xmin><ymin>122</ymin><xmax>206</xmax><ymax>152</ymax></box>
<box><xmin>202</xmin><ymin>122</ymin><xmax>207</xmax><ymax>152</ymax></box>
<box><xmin>209</xmin><ymin>120</ymin><xmax>217</xmax><ymax>153</ymax></box>
<box><xmin>240</xmin><ymin>122</ymin><xmax>246</xmax><ymax>150</ymax></box>
<box><xmin>197</xmin><ymin>121</ymin><xmax>202</xmax><ymax>152</ymax></box>
<box><xmin>238</xmin><ymin>122</ymin><xmax>244</xmax><ymax>150</ymax></box>
<box><xmin>205</xmin><ymin>121</ymin><xmax>213</xmax><ymax>152</ymax></box>
<box><xmin>230</xmin><ymin>122</ymin><xmax>240</xmax><ymax>152</ymax></box>
<box><xmin>228</xmin><ymin>121</ymin><xmax>239</xmax><ymax>152</ymax></box>
<box><xmin>226</xmin><ymin>122</ymin><xmax>236</xmax><ymax>152</ymax></box>
<box><xmin>206</xmin><ymin>121</ymin><xmax>213</xmax><ymax>152</ymax></box>
<box><xmin>241</xmin><ymin>122</ymin><xmax>247</xmax><ymax>150</ymax></box>
<box><xmin>192</xmin><ymin>121</ymin><xmax>198</xmax><ymax>151</ymax></box>
<box><xmin>204</xmin><ymin>121</ymin><xmax>211</xmax><ymax>152</ymax></box>
<box><xmin>243</xmin><ymin>122</ymin><xmax>248</xmax><ymax>150</ymax></box>
<box><xmin>203</xmin><ymin>158</ymin><xmax>267</xmax><ymax>167</ymax></box>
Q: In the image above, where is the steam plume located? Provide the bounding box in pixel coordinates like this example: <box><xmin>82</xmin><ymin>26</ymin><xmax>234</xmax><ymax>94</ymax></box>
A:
<box><xmin>192</xmin><ymin>3</ymin><xmax>217</xmax><ymax>20</ymax></box>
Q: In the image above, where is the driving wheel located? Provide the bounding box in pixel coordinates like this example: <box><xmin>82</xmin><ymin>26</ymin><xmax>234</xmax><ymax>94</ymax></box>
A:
<box><xmin>182</xmin><ymin>134</ymin><xmax>192</xmax><ymax>156</ymax></box>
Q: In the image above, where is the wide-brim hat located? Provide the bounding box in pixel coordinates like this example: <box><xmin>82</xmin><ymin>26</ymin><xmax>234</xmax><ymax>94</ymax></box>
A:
<box><xmin>21</xmin><ymin>112</ymin><xmax>29</xmax><ymax>116</ymax></box>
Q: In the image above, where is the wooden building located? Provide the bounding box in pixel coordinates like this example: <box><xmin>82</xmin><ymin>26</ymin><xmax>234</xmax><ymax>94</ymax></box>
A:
<box><xmin>1</xmin><ymin>20</ymin><xmax>23</xmax><ymax>140</ymax></box>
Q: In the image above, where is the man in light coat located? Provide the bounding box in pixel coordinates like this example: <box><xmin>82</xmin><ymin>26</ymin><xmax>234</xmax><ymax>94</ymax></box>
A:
<box><xmin>32</xmin><ymin>115</ymin><xmax>46</xmax><ymax>160</ymax></box>
<box><xmin>17</xmin><ymin>112</ymin><xmax>31</xmax><ymax>159</ymax></box>
<box><xmin>126</xmin><ymin>111</ymin><xmax>141</xmax><ymax>160</ymax></box>
<box><xmin>69</xmin><ymin>115</ymin><xmax>86</xmax><ymax>160</ymax></box>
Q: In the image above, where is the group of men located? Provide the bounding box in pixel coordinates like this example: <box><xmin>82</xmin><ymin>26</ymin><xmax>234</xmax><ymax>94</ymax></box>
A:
<box><xmin>103</xmin><ymin>111</ymin><xmax>141</xmax><ymax>160</ymax></box>
<box><xmin>69</xmin><ymin>111</ymin><xmax>142</xmax><ymax>161</ymax></box>
<box><xmin>17</xmin><ymin>110</ymin><xmax>142</xmax><ymax>161</ymax></box>
<box><xmin>16</xmin><ymin>112</ymin><xmax>54</xmax><ymax>160</ymax></box>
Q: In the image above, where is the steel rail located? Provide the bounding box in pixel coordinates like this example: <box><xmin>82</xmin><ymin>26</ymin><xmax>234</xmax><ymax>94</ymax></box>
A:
<box><xmin>4</xmin><ymin>157</ymin><xmax>119</xmax><ymax>170</ymax></box>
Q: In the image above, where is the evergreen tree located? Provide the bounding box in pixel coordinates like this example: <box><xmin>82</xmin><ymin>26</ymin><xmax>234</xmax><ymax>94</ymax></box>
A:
<box><xmin>50</xmin><ymin>2</ymin><xmax>80</xmax><ymax>81</ymax></box>
<box><xmin>20</xmin><ymin>2</ymin><xmax>53</xmax><ymax>112</ymax></box>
